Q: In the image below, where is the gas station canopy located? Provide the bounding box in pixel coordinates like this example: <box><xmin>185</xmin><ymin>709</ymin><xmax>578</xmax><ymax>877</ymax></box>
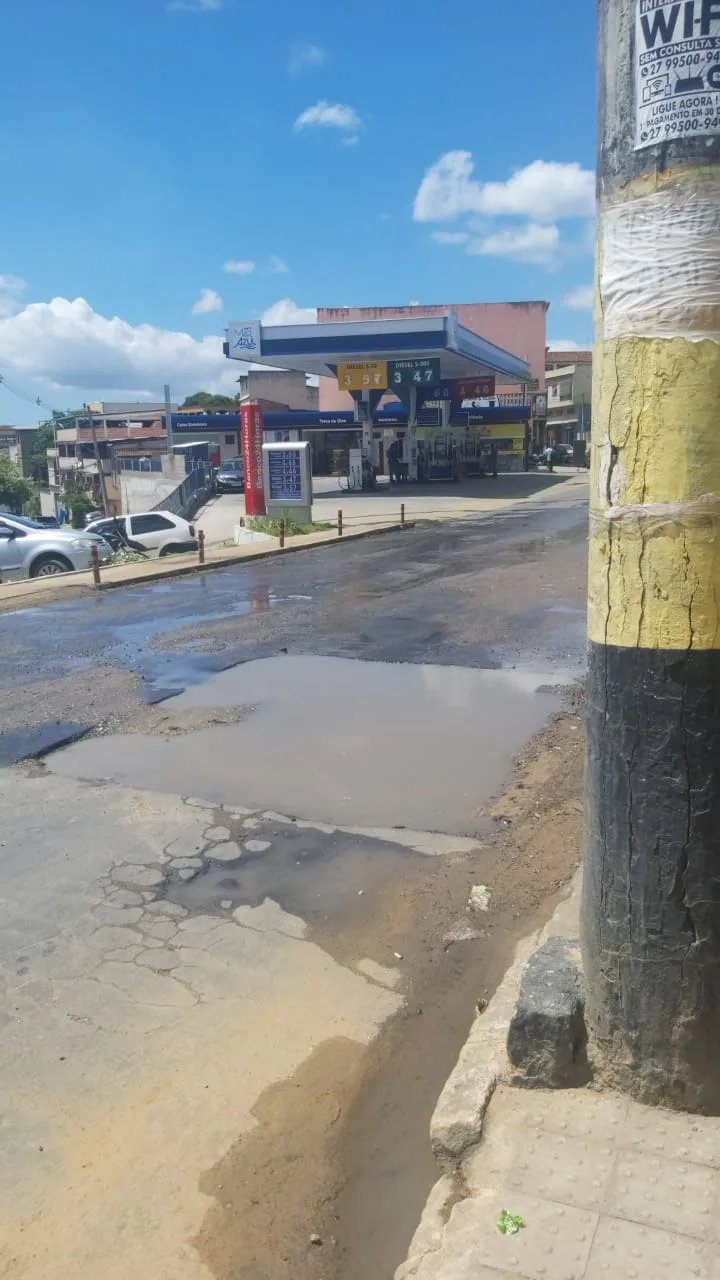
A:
<box><xmin>224</xmin><ymin>312</ymin><xmax>531</xmax><ymax>386</ymax></box>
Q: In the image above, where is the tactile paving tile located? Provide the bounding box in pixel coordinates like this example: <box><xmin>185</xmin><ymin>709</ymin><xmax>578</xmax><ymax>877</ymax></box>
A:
<box><xmin>605</xmin><ymin>1148</ymin><xmax>720</xmax><ymax>1242</ymax></box>
<box><xmin>585</xmin><ymin>1215</ymin><xmax>712</xmax><ymax>1279</ymax></box>
<box><xmin>445</xmin><ymin>1191</ymin><xmax>597</xmax><ymax>1280</ymax></box>
<box><xmin>465</xmin><ymin>1125</ymin><xmax>617</xmax><ymax>1214</ymax></box>
<box><xmin>485</xmin><ymin>1085</ymin><xmax>630</xmax><ymax>1149</ymax></box>
<box><xmin>622</xmin><ymin>1101</ymin><xmax>720</xmax><ymax>1170</ymax></box>
<box><xmin>709</xmin><ymin>1255</ymin><xmax>720</xmax><ymax>1280</ymax></box>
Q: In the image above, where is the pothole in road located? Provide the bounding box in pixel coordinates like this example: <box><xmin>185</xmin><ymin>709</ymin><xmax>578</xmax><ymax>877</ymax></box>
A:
<box><xmin>160</xmin><ymin>816</ymin><xmax>431</xmax><ymax>953</ymax></box>
<box><xmin>46</xmin><ymin>654</ymin><xmax>566</xmax><ymax>835</ymax></box>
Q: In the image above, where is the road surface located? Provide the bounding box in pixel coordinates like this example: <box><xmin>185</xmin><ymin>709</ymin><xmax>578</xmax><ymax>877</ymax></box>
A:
<box><xmin>0</xmin><ymin>482</ymin><xmax>588</xmax><ymax>1280</ymax></box>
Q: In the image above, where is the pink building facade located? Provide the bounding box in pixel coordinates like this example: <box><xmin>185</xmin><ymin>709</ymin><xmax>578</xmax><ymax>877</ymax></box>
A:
<box><xmin>317</xmin><ymin>302</ymin><xmax>548</xmax><ymax>412</ymax></box>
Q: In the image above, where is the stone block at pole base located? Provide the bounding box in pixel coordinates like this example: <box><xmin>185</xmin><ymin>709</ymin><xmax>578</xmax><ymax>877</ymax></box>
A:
<box><xmin>507</xmin><ymin>936</ymin><xmax>589</xmax><ymax>1088</ymax></box>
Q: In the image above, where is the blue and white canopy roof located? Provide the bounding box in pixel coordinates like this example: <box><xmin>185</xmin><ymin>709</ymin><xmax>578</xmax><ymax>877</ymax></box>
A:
<box><xmin>225</xmin><ymin>311</ymin><xmax>531</xmax><ymax>385</ymax></box>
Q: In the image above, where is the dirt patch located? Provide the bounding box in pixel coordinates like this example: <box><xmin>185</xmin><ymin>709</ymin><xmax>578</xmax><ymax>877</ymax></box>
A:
<box><xmin>194</xmin><ymin>698</ymin><xmax>586</xmax><ymax>1280</ymax></box>
<box><xmin>0</xmin><ymin>667</ymin><xmax>140</xmax><ymax>737</ymax></box>
<box><xmin>101</xmin><ymin>701</ymin><xmax>253</xmax><ymax>737</ymax></box>
<box><xmin>195</xmin><ymin>1039</ymin><xmax>365</xmax><ymax>1280</ymax></box>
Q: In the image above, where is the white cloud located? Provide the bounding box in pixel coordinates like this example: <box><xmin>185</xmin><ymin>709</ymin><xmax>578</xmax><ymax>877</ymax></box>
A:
<box><xmin>413</xmin><ymin>152</ymin><xmax>594</xmax><ymax>224</ymax></box>
<box><xmin>480</xmin><ymin>161</ymin><xmax>594</xmax><ymax>221</ymax></box>
<box><xmin>0</xmin><ymin>274</ymin><xmax>27</xmax><ymax>318</ymax></box>
<box><xmin>0</xmin><ymin>296</ymin><xmax>238</xmax><ymax>398</ymax></box>
<box><xmin>562</xmin><ymin>284</ymin><xmax>593</xmax><ymax>310</ymax></box>
<box><xmin>293</xmin><ymin>100</ymin><xmax>362</xmax><ymax>142</ymax></box>
<box><xmin>223</xmin><ymin>259</ymin><xmax>255</xmax><ymax>275</ymax></box>
<box><xmin>468</xmin><ymin>222</ymin><xmax>560</xmax><ymax>267</ymax></box>
<box><xmin>414</xmin><ymin>152</ymin><xmax>477</xmax><ymax>222</ymax></box>
<box><xmin>192</xmin><ymin>288</ymin><xmax>223</xmax><ymax>315</ymax></box>
<box><xmin>269</xmin><ymin>255</ymin><xmax>289</xmax><ymax>274</ymax></box>
<box><xmin>432</xmin><ymin>230</ymin><xmax>469</xmax><ymax>245</ymax></box>
<box><xmin>288</xmin><ymin>43</ymin><xmax>327</xmax><ymax>75</ymax></box>
<box><xmin>261</xmin><ymin>299</ymin><xmax>317</xmax><ymax>325</ymax></box>
<box><xmin>547</xmin><ymin>339</ymin><xmax>585</xmax><ymax>351</ymax></box>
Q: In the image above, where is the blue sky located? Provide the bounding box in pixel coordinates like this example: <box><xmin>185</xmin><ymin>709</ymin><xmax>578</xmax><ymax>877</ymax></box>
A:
<box><xmin>0</xmin><ymin>0</ymin><xmax>595</xmax><ymax>423</ymax></box>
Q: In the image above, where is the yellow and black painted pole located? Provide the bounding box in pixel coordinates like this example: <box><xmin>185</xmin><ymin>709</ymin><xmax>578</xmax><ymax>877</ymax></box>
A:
<box><xmin>582</xmin><ymin>0</ymin><xmax>720</xmax><ymax>1110</ymax></box>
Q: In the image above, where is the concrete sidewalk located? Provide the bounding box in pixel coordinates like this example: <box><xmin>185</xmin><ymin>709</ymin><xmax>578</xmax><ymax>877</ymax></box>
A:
<box><xmin>398</xmin><ymin>883</ymin><xmax>720</xmax><ymax>1280</ymax></box>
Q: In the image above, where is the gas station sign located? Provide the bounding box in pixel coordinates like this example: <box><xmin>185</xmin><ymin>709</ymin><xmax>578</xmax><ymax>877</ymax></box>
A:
<box><xmin>388</xmin><ymin>358</ymin><xmax>441</xmax><ymax>389</ymax></box>
<box><xmin>337</xmin><ymin>361</ymin><xmax>388</xmax><ymax>391</ymax></box>
<box><xmin>417</xmin><ymin>383</ymin><xmax>454</xmax><ymax>406</ymax></box>
<box><xmin>455</xmin><ymin>376</ymin><xmax>496</xmax><ymax>400</ymax></box>
<box><xmin>240</xmin><ymin>402</ymin><xmax>266</xmax><ymax>517</ymax></box>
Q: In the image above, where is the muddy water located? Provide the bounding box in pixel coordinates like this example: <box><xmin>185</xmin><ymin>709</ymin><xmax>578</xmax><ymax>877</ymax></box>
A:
<box><xmin>48</xmin><ymin>654</ymin><xmax>563</xmax><ymax>834</ymax></box>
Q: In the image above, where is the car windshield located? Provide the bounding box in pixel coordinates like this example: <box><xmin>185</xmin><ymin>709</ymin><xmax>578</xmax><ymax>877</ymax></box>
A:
<box><xmin>0</xmin><ymin>513</ymin><xmax>45</xmax><ymax>529</ymax></box>
<box><xmin>219</xmin><ymin>460</ymin><xmax>243</xmax><ymax>472</ymax></box>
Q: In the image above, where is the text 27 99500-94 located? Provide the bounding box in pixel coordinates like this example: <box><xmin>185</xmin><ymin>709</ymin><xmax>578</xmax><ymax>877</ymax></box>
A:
<box><xmin>635</xmin><ymin>0</ymin><xmax>720</xmax><ymax>149</ymax></box>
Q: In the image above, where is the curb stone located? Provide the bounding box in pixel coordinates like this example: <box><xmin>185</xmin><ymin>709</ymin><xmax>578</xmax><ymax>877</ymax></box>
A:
<box><xmin>397</xmin><ymin>872</ymin><xmax>582</xmax><ymax>1278</ymax></box>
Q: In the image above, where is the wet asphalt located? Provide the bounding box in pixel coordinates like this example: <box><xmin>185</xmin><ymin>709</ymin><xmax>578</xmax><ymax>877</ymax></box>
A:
<box><xmin>0</xmin><ymin>492</ymin><xmax>588</xmax><ymax>763</ymax></box>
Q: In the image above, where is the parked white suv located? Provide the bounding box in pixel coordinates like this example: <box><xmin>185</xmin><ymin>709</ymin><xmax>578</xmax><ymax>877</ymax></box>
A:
<box><xmin>86</xmin><ymin>512</ymin><xmax>198</xmax><ymax>556</ymax></box>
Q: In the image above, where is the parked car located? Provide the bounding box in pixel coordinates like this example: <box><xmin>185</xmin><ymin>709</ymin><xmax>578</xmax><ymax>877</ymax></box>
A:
<box><xmin>554</xmin><ymin>444</ymin><xmax>575</xmax><ymax>465</ymax></box>
<box><xmin>215</xmin><ymin>457</ymin><xmax>244</xmax><ymax>493</ymax></box>
<box><xmin>85</xmin><ymin>511</ymin><xmax>198</xmax><ymax>556</ymax></box>
<box><xmin>0</xmin><ymin>513</ymin><xmax>112</xmax><ymax>579</ymax></box>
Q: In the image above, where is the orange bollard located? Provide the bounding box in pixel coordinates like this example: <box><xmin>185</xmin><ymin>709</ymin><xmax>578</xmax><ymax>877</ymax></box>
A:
<box><xmin>338</xmin><ymin>509</ymin><xmax>343</xmax><ymax>537</ymax></box>
<box><xmin>198</xmin><ymin>529</ymin><xmax>205</xmax><ymax>564</ymax></box>
<box><xmin>401</xmin><ymin>503</ymin><xmax>405</xmax><ymax>527</ymax></box>
<box><xmin>90</xmin><ymin>544</ymin><xmax>101</xmax><ymax>587</ymax></box>
<box><xmin>278</xmin><ymin>518</ymin><xmax>285</xmax><ymax>549</ymax></box>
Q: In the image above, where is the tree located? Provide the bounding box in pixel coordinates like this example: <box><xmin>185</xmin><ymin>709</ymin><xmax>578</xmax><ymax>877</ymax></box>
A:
<box><xmin>28</xmin><ymin>423</ymin><xmax>56</xmax><ymax>485</ymax></box>
<box><xmin>0</xmin><ymin>452</ymin><xmax>32</xmax><ymax>513</ymax></box>
<box><xmin>62</xmin><ymin>480</ymin><xmax>94</xmax><ymax>529</ymax></box>
<box><xmin>181</xmin><ymin>391</ymin><xmax>239</xmax><ymax>412</ymax></box>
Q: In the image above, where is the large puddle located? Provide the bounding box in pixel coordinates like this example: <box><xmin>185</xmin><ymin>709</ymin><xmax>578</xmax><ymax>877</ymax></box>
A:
<box><xmin>48</xmin><ymin>654</ymin><xmax>564</xmax><ymax>834</ymax></box>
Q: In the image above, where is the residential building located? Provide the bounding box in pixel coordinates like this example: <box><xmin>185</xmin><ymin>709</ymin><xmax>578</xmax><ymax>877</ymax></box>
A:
<box><xmin>46</xmin><ymin>404</ymin><xmax>176</xmax><ymax>514</ymax></box>
<box><xmin>0</xmin><ymin>425</ymin><xmax>40</xmax><ymax>474</ymax></box>
<box><xmin>545</xmin><ymin>352</ymin><xmax>593</xmax><ymax>445</ymax></box>
<box><xmin>546</xmin><ymin>350</ymin><xmax>593</xmax><ymax>371</ymax></box>
<box><xmin>236</xmin><ymin>369</ymin><xmax>319</xmax><ymax>412</ymax></box>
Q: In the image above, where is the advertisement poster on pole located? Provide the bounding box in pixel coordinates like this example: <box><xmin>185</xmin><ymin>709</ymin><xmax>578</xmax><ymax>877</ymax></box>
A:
<box><xmin>635</xmin><ymin>0</ymin><xmax>720</xmax><ymax>148</ymax></box>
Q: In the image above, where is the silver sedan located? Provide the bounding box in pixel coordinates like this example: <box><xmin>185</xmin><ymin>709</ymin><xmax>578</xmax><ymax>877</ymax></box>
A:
<box><xmin>0</xmin><ymin>514</ymin><xmax>112</xmax><ymax>579</ymax></box>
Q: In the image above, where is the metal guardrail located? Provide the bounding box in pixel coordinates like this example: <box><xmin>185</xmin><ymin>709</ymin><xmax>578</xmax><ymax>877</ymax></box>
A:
<box><xmin>152</xmin><ymin>464</ymin><xmax>211</xmax><ymax>518</ymax></box>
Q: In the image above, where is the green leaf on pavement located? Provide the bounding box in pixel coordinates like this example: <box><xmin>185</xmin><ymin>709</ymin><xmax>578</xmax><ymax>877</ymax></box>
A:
<box><xmin>497</xmin><ymin>1209</ymin><xmax>525</xmax><ymax>1235</ymax></box>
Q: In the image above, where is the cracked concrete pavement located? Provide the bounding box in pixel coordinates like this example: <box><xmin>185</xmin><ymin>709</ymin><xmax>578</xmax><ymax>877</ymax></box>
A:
<box><xmin>0</xmin><ymin>770</ymin><xmax>402</xmax><ymax>1280</ymax></box>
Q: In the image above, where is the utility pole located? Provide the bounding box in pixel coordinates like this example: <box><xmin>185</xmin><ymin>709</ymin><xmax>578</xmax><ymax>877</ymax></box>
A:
<box><xmin>582</xmin><ymin>0</ymin><xmax>720</xmax><ymax>1111</ymax></box>
<box><xmin>87</xmin><ymin>406</ymin><xmax>110</xmax><ymax>516</ymax></box>
<box><xmin>164</xmin><ymin>384</ymin><xmax>174</xmax><ymax>454</ymax></box>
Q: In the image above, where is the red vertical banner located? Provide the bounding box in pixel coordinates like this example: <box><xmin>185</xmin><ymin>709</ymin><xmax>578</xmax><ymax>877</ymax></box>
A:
<box><xmin>240</xmin><ymin>402</ymin><xmax>266</xmax><ymax>516</ymax></box>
